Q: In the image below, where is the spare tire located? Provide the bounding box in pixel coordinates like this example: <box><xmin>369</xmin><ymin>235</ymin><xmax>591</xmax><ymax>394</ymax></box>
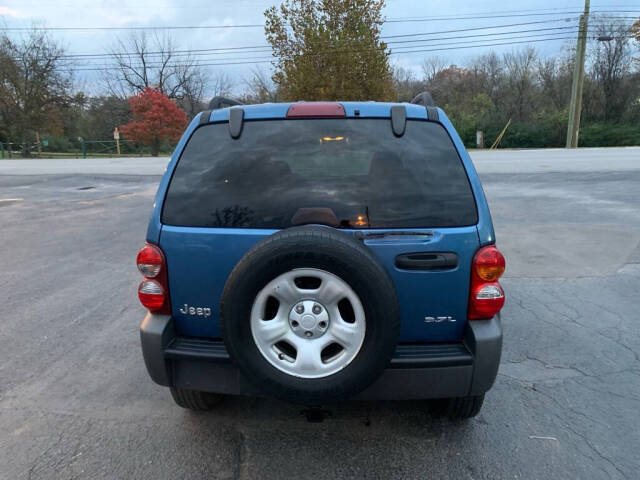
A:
<box><xmin>220</xmin><ymin>226</ymin><xmax>400</xmax><ymax>404</ymax></box>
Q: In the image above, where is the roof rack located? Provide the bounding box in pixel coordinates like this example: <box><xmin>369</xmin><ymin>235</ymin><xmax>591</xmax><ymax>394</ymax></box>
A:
<box><xmin>208</xmin><ymin>96</ymin><xmax>243</xmax><ymax>110</ymax></box>
<box><xmin>410</xmin><ymin>92</ymin><xmax>436</xmax><ymax>107</ymax></box>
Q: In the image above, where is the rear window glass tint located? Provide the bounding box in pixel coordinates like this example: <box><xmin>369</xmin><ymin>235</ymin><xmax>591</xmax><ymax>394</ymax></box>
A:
<box><xmin>162</xmin><ymin>118</ymin><xmax>477</xmax><ymax>229</ymax></box>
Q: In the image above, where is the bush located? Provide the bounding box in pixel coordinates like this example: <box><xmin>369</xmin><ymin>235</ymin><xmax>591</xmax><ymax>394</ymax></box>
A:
<box><xmin>579</xmin><ymin>123</ymin><xmax>640</xmax><ymax>147</ymax></box>
<box><xmin>454</xmin><ymin>119</ymin><xmax>640</xmax><ymax>149</ymax></box>
<box><xmin>43</xmin><ymin>136</ymin><xmax>75</xmax><ymax>152</ymax></box>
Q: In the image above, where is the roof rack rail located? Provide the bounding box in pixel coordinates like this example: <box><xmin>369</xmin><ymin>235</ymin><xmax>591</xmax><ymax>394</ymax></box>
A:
<box><xmin>208</xmin><ymin>96</ymin><xmax>243</xmax><ymax>110</ymax></box>
<box><xmin>410</xmin><ymin>92</ymin><xmax>436</xmax><ymax>107</ymax></box>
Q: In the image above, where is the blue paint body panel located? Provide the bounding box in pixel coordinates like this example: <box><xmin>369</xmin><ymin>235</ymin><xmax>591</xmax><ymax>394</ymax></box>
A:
<box><xmin>146</xmin><ymin>101</ymin><xmax>496</xmax><ymax>342</ymax></box>
<box><xmin>160</xmin><ymin>225</ymin><xmax>478</xmax><ymax>341</ymax></box>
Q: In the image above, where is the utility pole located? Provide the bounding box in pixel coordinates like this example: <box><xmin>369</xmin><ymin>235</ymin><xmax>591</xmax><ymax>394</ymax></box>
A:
<box><xmin>566</xmin><ymin>0</ymin><xmax>590</xmax><ymax>148</ymax></box>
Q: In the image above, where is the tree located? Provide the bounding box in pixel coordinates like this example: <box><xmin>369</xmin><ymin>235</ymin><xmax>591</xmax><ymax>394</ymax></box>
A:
<box><xmin>211</xmin><ymin>71</ymin><xmax>233</xmax><ymax>99</ymax></box>
<box><xmin>86</xmin><ymin>96</ymin><xmax>131</xmax><ymax>141</ymax></box>
<box><xmin>632</xmin><ymin>18</ymin><xmax>639</xmax><ymax>62</ymax></box>
<box><xmin>392</xmin><ymin>65</ymin><xmax>424</xmax><ymax>102</ymax></box>
<box><xmin>427</xmin><ymin>65</ymin><xmax>485</xmax><ymax>113</ymax></box>
<box><xmin>501</xmin><ymin>47</ymin><xmax>539</xmax><ymax>122</ymax></box>
<box><xmin>536</xmin><ymin>54</ymin><xmax>573</xmax><ymax>111</ymax></box>
<box><xmin>590</xmin><ymin>19</ymin><xmax>634</xmax><ymax>120</ymax></box>
<box><xmin>422</xmin><ymin>57</ymin><xmax>447</xmax><ymax>84</ymax></box>
<box><xmin>471</xmin><ymin>52</ymin><xmax>504</xmax><ymax>108</ymax></box>
<box><xmin>0</xmin><ymin>28</ymin><xmax>71</xmax><ymax>154</ymax></box>
<box><xmin>264</xmin><ymin>0</ymin><xmax>394</xmax><ymax>101</ymax></box>
<box><xmin>119</xmin><ymin>88</ymin><xmax>186</xmax><ymax>156</ymax></box>
<box><xmin>240</xmin><ymin>67</ymin><xmax>280</xmax><ymax>104</ymax></box>
<box><xmin>106</xmin><ymin>32</ymin><xmax>208</xmax><ymax>120</ymax></box>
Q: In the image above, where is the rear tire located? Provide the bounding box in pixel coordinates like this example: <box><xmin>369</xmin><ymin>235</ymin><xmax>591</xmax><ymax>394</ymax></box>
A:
<box><xmin>169</xmin><ymin>387</ymin><xmax>223</xmax><ymax>411</ymax></box>
<box><xmin>430</xmin><ymin>394</ymin><xmax>485</xmax><ymax>420</ymax></box>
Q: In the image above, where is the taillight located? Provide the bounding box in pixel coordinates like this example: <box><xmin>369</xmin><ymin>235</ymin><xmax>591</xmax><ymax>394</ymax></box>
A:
<box><xmin>468</xmin><ymin>245</ymin><xmax>505</xmax><ymax>320</ymax></box>
<box><xmin>136</xmin><ymin>243</ymin><xmax>171</xmax><ymax>314</ymax></box>
<box><xmin>136</xmin><ymin>243</ymin><xmax>163</xmax><ymax>277</ymax></box>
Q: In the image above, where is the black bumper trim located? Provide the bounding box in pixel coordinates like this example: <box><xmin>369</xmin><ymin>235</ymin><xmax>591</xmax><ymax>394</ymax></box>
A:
<box><xmin>165</xmin><ymin>337</ymin><xmax>231</xmax><ymax>362</ymax></box>
<box><xmin>165</xmin><ymin>336</ymin><xmax>473</xmax><ymax>369</ymax></box>
<box><xmin>140</xmin><ymin>313</ymin><xmax>502</xmax><ymax>401</ymax></box>
<box><xmin>392</xmin><ymin>343</ymin><xmax>472</xmax><ymax>368</ymax></box>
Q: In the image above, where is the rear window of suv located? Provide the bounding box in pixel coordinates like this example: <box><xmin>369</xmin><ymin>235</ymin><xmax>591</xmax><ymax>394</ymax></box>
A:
<box><xmin>162</xmin><ymin>118</ymin><xmax>478</xmax><ymax>229</ymax></box>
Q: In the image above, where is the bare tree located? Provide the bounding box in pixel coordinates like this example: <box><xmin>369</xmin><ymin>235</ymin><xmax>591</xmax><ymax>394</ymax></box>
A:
<box><xmin>471</xmin><ymin>52</ymin><xmax>503</xmax><ymax>104</ymax></box>
<box><xmin>536</xmin><ymin>54</ymin><xmax>573</xmax><ymax>110</ymax></box>
<box><xmin>106</xmin><ymin>31</ymin><xmax>208</xmax><ymax>119</ymax></box>
<box><xmin>589</xmin><ymin>18</ymin><xmax>634</xmax><ymax>120</ymax></box>
<box><xmin>239</xmin><ymin>67</ymin><xmax>279</xmax><ymax>104</ymax></box>
<box><xmin>501</xmin><ymin>47</ymin><xmax>539</xmax><ymax>122</ymax></box>
<box><xmin>392</xmin><ymin>65</ymin><xmax>423</xmax><ymax>102</ymax></box>
<box><xmin>211</xmin><ymin>71</ymin><xmax>233</xmax><ymax>98</ymax></box>
<box><xmin>421</xmin><ymin>57</ymin><xmax>447</xmax><ymax>84</ymax></box>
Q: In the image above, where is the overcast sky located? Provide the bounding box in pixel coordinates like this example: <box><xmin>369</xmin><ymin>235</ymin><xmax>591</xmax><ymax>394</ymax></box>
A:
<box><xmin>0</xmin><ymin>1</ymin><xmax>637</xmax><ymax>95</ymax></box>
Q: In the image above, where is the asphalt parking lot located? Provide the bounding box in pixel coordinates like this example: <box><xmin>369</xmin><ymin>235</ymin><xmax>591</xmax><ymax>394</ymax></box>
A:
<box><xmin>1</xmin><ymin>148</ymin><xmax>639</xmax><ymax>479</ymax></box>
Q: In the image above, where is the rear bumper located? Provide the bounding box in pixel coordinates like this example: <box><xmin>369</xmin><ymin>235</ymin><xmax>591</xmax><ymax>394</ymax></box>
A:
<box><xmin>140</xmin><ymin>313</ymin><xmax>502</xmax><ymax>401</ymax></box>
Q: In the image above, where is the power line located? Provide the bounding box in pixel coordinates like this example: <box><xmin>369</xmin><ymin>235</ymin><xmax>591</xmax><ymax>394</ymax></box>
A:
<box><xmin>49</xmin><ymin>18</ymin><xmax>599</xmax><ymax>60</ymax></box>
<box><xmin>67</xmin><ymin>34</ymin><xmax>625</xmax><ymax>72</ymax></box>
<box><xmin>47</xmin><ymin>17</ymin><xmax>637</xmax><ymax>70</ymax></box>
<box><xmin>385</xmin><ymin>10</ymin><xmax>639</xmax><ymax>23</ymax></box>
<box><xmin>7</xmin><ymin>16</ymin><xmax>631</xmax><ymax>67</ymax></box>
<box><xmin>50</xmin><ymin>25</ymin><xmax>583</xmax><ymax>60</ymax></box>
<box><xmin>4</xmin><ymin>6</ymin><xmax>634</xmax><ymax>73</ymax></box>
<box><xmin>61</xmin><ymin>30</ymin><xmax>583</xmax><ymax>68</ymax></box>
<box><xmin>2</xmin><ymin>10</ymin><xmax>637</xmax><ymax>31</ymax></box>
<box><xmin>8</xmin><ymin>16</ymin><xmax>633</xmax><ymax>67</ymax></box>
<box><xmin>383</xmin><ymin>15</ymin><xmax>636</xmax><ymax>39</ymax></box>
<box><xmin>54</xmin><ymin>30</ymin><xmax>582</xmax><ymax>69</ymax></box>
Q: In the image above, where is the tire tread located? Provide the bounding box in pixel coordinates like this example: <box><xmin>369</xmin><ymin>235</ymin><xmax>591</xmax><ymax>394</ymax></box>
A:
<box><xmin>169</xmin><ymin>387</ymin><xmax>222</xmax><ymax>411</ymax></box>
<box><xmin>431</xmin><ymin>394</ymin><xmax>485</xmax><ymax>420</ymax></box>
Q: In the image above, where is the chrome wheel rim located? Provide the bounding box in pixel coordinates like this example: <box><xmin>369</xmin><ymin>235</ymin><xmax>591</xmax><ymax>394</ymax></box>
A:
<box><xmin>250</xmin><ymin>268</ymin><xmax>366</xmax><ymax>379</ymax></box>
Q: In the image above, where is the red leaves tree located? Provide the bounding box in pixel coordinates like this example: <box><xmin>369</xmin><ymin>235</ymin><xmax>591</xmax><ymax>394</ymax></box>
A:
<box><xmin>120</xmin><ymin>87</ymin><xmax>187</xmax><ymax>156</ymax></box>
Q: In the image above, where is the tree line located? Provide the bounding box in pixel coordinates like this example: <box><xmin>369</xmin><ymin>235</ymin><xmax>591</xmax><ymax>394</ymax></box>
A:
<box><xmin>394</xmin><ymin>18</ymin><xmax>640</xmax><ymax>148</ymax></box>
<box><xmin>0</xmin><ymin>6</ymin><xmax>639</xmax><ymax>156</ymax></box>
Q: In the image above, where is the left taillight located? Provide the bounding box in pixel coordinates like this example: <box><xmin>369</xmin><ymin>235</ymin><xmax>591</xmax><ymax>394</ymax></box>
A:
<box><xmin>136</xmin><ymin>243</ymin><xmax>171</xmax><ymax>314</ymax></box>
<box><xmin>468</xmin><ymin>245</ymin><xmax>506</xmax><ymax>320</ymax></box>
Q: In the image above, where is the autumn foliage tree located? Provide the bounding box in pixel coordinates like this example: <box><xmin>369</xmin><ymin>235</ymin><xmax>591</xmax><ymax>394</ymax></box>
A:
<box><xmin>264</xmin><ymin>0</ymin><xmax>394</xmax><ymax>101</ymax></box>
<box><xmin>120</xmin><ymin>87</ymin><xmax>186</xmax><ymax>156</ymax></box>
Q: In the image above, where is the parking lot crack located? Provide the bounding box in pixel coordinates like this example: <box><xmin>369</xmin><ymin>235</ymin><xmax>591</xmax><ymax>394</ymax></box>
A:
<box><xmin>232</xmin><ymin>429</ymin><xmax>248</xmax><ymax>480</ymax></box>
<box><xmin>529</xmin><ymin>387</ymin><xmax>629</xmax><ymax>479</ymax></box>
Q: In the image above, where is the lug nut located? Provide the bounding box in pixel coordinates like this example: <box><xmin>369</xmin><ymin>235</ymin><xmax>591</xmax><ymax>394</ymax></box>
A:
<box><xmin>319</xmin><ymin>321</ymin><xmax>327</xmax><ymax>329</ymax></box>
<box><xmin>312</xmin><ymin>304</ymin><xmax>322</xmax><ymax>314</ymax></box>
<box><xmin>304</xmin><ymin>331</ymin><xmax>313</xmax><ymax>338</ymax></box>
<box><xmin>295</xmin><ymin>304</ymin><xmax>304</xmax><ymax>314</ymax></box>
<box><xmin>291</xmin><ymin>320</ymin><xmax>299</xmax><ymax>327</ymax></box>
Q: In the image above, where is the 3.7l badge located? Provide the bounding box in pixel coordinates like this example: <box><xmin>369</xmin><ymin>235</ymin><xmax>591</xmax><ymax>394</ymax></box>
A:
<box><xmin>424</xmin><ymin>316</ymin><xmax>456</xmax><ymax>323</ymax></box>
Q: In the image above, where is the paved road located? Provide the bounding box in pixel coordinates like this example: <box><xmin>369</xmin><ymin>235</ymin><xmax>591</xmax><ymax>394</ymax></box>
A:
<box><xmin>1</xmin><ymin>149</ymin><xmax>639</xmax><ymax>479</ymax></box>
<box><xmin>1</xmin><ymin>146</ymin><xmax>638</xmax><ymax>176</ymax></box>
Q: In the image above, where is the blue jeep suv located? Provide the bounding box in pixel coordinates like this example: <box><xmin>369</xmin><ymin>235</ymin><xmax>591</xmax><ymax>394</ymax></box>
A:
<box><xmin>137</xmin><ymin>96</ymin><xmax>505</xmax><ymax>419</ymax></box>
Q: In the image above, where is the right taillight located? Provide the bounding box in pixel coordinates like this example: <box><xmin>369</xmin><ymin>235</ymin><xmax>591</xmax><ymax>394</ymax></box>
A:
<box><xmin>468</xmin><ymin>245</ymin><xmax>505</xmax><ymax>320</ymax></box>
<box><xmin>136</xmin><ymin>243</ymin><xmax>171</xmax><ymax>314</ymax></box>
